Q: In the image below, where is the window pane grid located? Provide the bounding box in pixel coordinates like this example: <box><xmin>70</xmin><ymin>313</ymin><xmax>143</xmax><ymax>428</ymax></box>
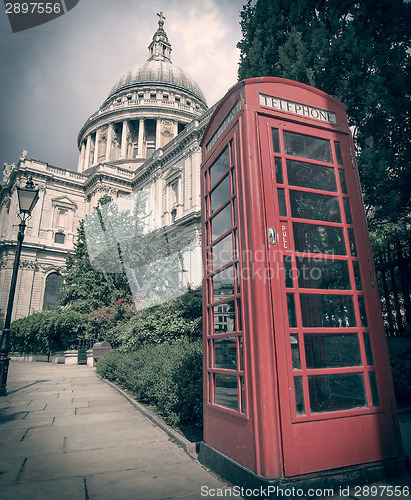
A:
<box><xmin>204</xmin><ymin>134</ymin><xmax>247</xmax><ymax>416</ymax></box>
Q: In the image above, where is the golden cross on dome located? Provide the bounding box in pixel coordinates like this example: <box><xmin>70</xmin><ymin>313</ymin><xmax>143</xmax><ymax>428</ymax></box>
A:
<box><xmin>157</xmin><ymin>11</ymin><xmax>165</xmax><ymax>29</ymax></box>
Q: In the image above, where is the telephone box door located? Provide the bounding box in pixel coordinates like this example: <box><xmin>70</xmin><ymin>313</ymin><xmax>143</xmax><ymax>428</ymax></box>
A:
<box><xmin>258</xmin><ymin>116</ymin><xmax>400</xmax><ymax>476</ymax></box>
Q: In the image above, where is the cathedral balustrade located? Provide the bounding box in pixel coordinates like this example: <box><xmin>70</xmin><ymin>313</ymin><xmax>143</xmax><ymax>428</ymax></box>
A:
<box><xmin>45</xmin><ymin>165</ymin><xmax>86</xmax><ymax>181</ymax></box>
<box><xmin>84</xmin><ymin>99</ymin><xmax>199</xmax><ymax>126</ymax></box>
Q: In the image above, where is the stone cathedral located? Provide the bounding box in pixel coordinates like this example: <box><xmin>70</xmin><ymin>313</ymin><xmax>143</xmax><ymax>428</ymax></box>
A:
<box><xmin>0</xmin><ymin>15</ymin><xmax>214</xmax><ymax>326</ymax></box>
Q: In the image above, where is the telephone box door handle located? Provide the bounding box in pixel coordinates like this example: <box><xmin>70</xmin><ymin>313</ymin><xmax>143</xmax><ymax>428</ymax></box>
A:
<box><xmin>268</xmin><ymin>227</ymin><xmax>277</xmax><ymax>245</ymax></box>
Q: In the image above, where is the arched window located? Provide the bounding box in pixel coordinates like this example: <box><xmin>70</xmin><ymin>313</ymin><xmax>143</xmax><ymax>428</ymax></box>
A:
<box><xmin>54</xmin><ymin>232</ymin><xmax>65</xmax><ymax>244</ymax></box>
<box><xmin>43</xmin><ymin>273</ymin><xmax>64</xmax><ymax>310</ymax></box>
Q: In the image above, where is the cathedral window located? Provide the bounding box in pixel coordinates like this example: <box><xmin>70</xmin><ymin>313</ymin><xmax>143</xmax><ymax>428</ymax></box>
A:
<box><xmin>54</xmin><ymin>232</ymin><xmax>65</xmax><ymax>244</ymax></box>
<box><xmin>170</xmin><ymin>181</ymin><xmax>178</xmax><ymax>207</ymax></box>
<box><xmin>43</xmin><ymin>272</ymin><xmax>64</xmax><ymax>310</ymax></box>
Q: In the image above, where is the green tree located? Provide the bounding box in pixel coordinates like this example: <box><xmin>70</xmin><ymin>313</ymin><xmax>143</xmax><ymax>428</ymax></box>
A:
<box><xmin>60</xmin><ymin>196</ymin><xmax>131</xmax><ymax>313</ymax></box>
<box><xmin>238</xmin><ymin>0</ymin><xmax>411</xmax><ymax>236</ymax></box>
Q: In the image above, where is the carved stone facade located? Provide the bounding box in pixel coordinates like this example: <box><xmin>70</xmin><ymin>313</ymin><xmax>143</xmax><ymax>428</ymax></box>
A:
<box><xmin>0</xmin><ymin>17</ymin><xmax>212</xmax><ymax>326</ymax></box>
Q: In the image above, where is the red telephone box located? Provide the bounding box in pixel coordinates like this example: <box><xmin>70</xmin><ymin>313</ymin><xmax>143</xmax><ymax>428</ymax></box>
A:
<box><xmin>199</xmin><ymin>78</ymin><xmax>407</xmax><ymax>489</ymax></box>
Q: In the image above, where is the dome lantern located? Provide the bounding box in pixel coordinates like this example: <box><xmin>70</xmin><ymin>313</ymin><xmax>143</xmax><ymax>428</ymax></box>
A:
<box><xmin>148</xmin><ymin>11</ymin><xmax>172</xmax><ymax>62</ymax></box>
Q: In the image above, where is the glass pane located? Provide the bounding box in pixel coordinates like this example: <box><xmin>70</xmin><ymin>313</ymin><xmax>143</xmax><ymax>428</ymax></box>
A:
<box><xmin>335</xmin><ymin>142</ymin><xmax>343</xmax><ymax>165</ymax></box>
<box><xmin>231</xmin><ymin>168</ymin><xmax>236</xmax><ymax>195</ymax></box>
<box><xmin>240</xmin><ymin>376</ymin><xmax>246</xmax><ymax>414</ymax></box>
<box><xmin>358</xmin><ymin>296</ymin><xmax>368</xmax><ymax>327</ymax></box>
<box><xmin>352</xmin><ymin>261</ymin><xmax>363</xmax><ymax>290</ymax></box>
<box><xmin>233</xmin><ymin>198</ymin><xmax>237</xmax><ymax>226</ymax></box>
<box><xmin>369</xmin><ymin>372</ymin><xmax>380</xmax><ymax>407</ymax></box>
<box><xmin>284</xmin><ymin>130</ymin><xmax>332</xmax><ymax>163</ymax></box>
<box><xmin>287</xmin><ymin>294</ymin><xmax>297</xmax><ymax>327</ymax></box>
<box><xmin>291</xmin><ymin>334</ymin><xmax>301</xmax><ymax>369</ymax></box>
<box><xmin>304</xmin><ymin>333</ymin><xmax>361</xmax><ymax>368</ymax></box>
<box><xmin>211</xmin><ymin>175</ymin><xmax>230</xmax><ymax>213</ymax></box>
<box><xmin>275</xmin><ymin>157</ymin><xmax>283</xmax><ymax>183</ymax></box>
<box><xmin>215</xmin><ymin>374</ymin><xmax>238</xmax><ymax>410</ymax></box>
<box><xmin>211</xmin><ymin>204</ymin><xmax>232</xmax><ymax>241</ymax></box>
<box><xmin>239</xmin><ymin>336</ymin><xmax>244</xmax><ymax>371</ymax></box>
<box><xmin>272</xmin><ymin>128</ymin><xmax>281</xmax><ymax>153</ymax></box>
<box><xmin>283</xmin><ymin>255</ymin><xmax>294</xmax><ymax>288</ymax></box>
<box><xmin>278</xmin><ymin>188</ymin><xmax>287</xmax><ymax>216</ymax></box>
<box><xmin>212</xmin><ymin>233</ymin><xmax>233</xmax><ymax>270</ymax></box>
<box><xmin>207</xmin><ymin>339</ymin><xmax>212</xmax><ymax>368</ymax></box>
<box><xmin>309</xmin><ymin>373</ymin><xmax>367</xmax><ymax>413</ymax></box>
<box><xmin>339</xmin><ymin>169</ymin><xmax>348</xmax><ymax>193</ymax></box>
<box><xmin>363</xmin><ymin>332</ymin><xmax>374</xmax><ymax>365</ymax></box>
<box><xmin>300</xmin><ymin>294</ymin><xmax>356</xmax><ymax>327</ymax></box>
<box><xmin>214</xmin><ymin>337</ymin><xmax>237</xmax><ymax>369</ymax></box>
<box><xmin>348</xmin><ymin>228</ymin><xmax>357</xmax><ymax>256</ymax></box>
<box><xmin>237</xmin><ymin>299</ymin><xmax>243</xmax><ymax>331</ymax></box>
<box><xmin>286</xmin><ymin>160</ymin><xmax>336</xmax><ymax>192</ymax></box>
<box><xmin>210</xmin><ymin>147</ymin><xmax>229</xmax><ymax>186</ymax></box>
<box><xmin>290</xmin><ymin>191</ymin><xmax>341</xmax><ymax>222</ymax></box>
<box><xmin>212</xmin><ymin>267</ymin><xmax>235</xmax><ymax>299</ymax></box>
<box><xmin>293</xmin><ymin>223</ymin><xmax>346</xmax><ymax>255</ymax></box>
<box><xmin>229</xmin><ymin>140</ymin><xmax>234</xmax><ymax>165</ymax></box>
<box><xmin>296</xmin><ymin>257</ymin><xmax>351</xmax><ymax>290</ymax></box>
<box><xmin>213</xmin><ymin>300</ymin><xmax>236</xmax><ymax>333</ymax></box>
<box><xmin>343</xmin><ymin>198</ymin><xmax>353</xmax><ymax>224</ymax></box>
<box><xmin>294</xmin><ymin>376</ymin><xmax>305</xmax><ymax>415</ymax></box>
<box><xmin>233</xmin><ymin>230</ymin><xmax>239</xmax><ymax>260</ymax></box>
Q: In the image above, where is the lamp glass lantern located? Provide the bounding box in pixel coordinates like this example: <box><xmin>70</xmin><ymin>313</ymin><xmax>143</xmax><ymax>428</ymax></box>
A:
<box><xmin>17</xmin><ymin>177</ymin><xmax>39</xmax><ymax>215</ymax></box>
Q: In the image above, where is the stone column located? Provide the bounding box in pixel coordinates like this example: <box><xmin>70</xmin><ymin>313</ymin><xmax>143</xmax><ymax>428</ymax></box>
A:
<box><xmin>173</xmin><ymin>121</ymin><xmax>178</xmax><ymax>138</ymax></box>
<box><xmin>120</xmin><ymin>120</ymin><xmax>129</xmax><ymax>159</ymax></box>
<box><xmin>78</xmin><ymin>142</ymin><xmax>86</xmax><ymax>172</ymax></box>
<box><xmin>138</xmin><ymin>118</ymin><xmax>144</xmax><ymax>157</ymax></box>
<box><xmin>156</xmin><ymin>118</ymin><xmax>161</xmax><ymax>149</ymax></box>
<box><xmin>93</xmin><ymin>129</ymin><xmax>101</xmax><ymax>164</ymax></box>
<box><xmin>105</xmin><ymin>124</ymin><xmax>114</xmax><ymax>161</ymax></box>
<box><xmin>84</xmin><ymin>135</ymin><xmax>92</xmax><ymax>170</ymax></box>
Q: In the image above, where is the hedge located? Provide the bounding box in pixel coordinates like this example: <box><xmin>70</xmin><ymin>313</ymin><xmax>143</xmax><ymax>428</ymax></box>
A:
<box><xmin>10</xmin><ymin>309</ymin><xmax>87</xmax><ymax>354</ymax></box>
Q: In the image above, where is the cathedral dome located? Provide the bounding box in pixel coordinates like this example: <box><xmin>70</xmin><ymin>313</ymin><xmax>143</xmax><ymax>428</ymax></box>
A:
<box><xmin>108</xmin><ymin>59</ymin><xmax>207</xmax><ymax>106</ymax></box>
<box><xmin>77</xmin><ymin>13</ymin><xmax>208</xmax><ymax>173</ymax></box>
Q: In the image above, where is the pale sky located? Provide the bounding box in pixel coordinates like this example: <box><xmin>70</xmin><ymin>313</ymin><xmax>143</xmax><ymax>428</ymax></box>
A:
<box><xmin>0</xmin><ymin>0</ymin><xmax>245</xmax><ymax>180</ymax></box>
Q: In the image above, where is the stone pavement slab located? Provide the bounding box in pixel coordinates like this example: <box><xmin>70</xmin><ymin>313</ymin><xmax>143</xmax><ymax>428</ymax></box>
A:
<box><xmin>1</xmin><ymin>361</ymin><xmax>409</xmax><ymax>500</ymax></box>
<box><xmin>0</xmin><ymin>361</ymin><xmax>227</xmax><ymax>500</ymax></box>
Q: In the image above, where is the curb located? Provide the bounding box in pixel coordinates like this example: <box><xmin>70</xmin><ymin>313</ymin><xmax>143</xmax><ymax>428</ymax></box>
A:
<box><xmin>96</xmin><ymin>374</ymin><xmax>198</xmax><ymax>457</ymax></box>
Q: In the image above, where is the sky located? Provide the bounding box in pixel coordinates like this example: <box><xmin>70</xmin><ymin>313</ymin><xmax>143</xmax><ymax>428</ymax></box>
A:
<box><xmin>0</xmin><ymin>0</ymin><xmax>246</xmax><ymax>181</ymax></box>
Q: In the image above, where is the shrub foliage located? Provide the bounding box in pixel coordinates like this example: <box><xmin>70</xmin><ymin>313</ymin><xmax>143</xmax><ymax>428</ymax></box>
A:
<box><xmin>96</xmin><ymin>338</ymin><xmax>203</xmax><ymax>430</ymax></box>
<box><xmin>10</xmin><ymin>309</ymin><xmax>86</xmax><ymax>354</ymax></box>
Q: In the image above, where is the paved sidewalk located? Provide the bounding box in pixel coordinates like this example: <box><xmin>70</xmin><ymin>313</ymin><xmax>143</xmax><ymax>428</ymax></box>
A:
<box><xmin>0</xmin><ymin>361</ymin><xmax>410</xmax><ymax>500</ymax></box>
<box><xmin>0</xmin><ymin>361</ymin><xmax>226</xmax><ymax>500</ymax></box>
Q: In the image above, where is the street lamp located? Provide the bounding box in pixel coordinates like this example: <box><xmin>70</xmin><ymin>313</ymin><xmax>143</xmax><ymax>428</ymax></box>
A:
<box><xmin>0</xmin><ymin>176</ymin><xmax>39</xmax><ymax>396</ymax></box>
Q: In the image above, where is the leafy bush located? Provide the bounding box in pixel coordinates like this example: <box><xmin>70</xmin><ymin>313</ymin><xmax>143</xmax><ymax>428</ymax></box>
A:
<box><xmin>116</xmin><ymin>288</ymin><xmax>202</xmax><ymax>350</ymax></box>
<box><xmin>387</xmin><ymin>338</ymin><xmax>411</xmax><ymax>408</ymax></box>
<box><xmin>96</xmin><ymin>338</ymin><xmax>203</xmax><ymax>431</ymax></box>
<box><xmin>10</xmin><ymin>309</ymin><xmax>87</xmax><ymax>354</ymax></box>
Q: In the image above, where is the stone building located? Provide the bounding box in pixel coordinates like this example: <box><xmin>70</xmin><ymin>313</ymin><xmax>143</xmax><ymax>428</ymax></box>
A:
<box><xmin>0</xmin><ymin>15</ymin><xmax>213</xmax><ymax>326</ymax></box>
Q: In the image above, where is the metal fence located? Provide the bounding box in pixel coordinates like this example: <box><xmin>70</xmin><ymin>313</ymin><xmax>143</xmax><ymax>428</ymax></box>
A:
<box><xmin>374</xmin><ymin>240</ymin><xmax>411</xmax><ymax>337</ymax></box>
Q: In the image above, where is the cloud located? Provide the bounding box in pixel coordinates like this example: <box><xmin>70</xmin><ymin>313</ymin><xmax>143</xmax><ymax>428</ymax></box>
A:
<box><xmin>0</xmin><ymin>0</ymin><xmax>244</xmax><ymax>180</ymax></box>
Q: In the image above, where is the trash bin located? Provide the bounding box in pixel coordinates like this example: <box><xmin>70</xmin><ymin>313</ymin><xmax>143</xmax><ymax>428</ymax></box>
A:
<box><xmin>92</xmin><ymin>341</ymin><xmax>112</xmax><ymax>363</ymax></box>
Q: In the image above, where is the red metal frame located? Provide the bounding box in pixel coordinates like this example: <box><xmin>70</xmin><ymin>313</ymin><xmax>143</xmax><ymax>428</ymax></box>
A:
<box><xmin>201</xmin><ymin>78</ymin><xmax>403</xmax><ymax>479</ymax></box>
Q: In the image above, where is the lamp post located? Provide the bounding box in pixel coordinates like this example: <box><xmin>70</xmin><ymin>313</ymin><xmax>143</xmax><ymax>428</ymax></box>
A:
<box><xmin>0</xmin><ymin>176</ymin><xmax>39</xmax><ymax>396</ymax></box>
